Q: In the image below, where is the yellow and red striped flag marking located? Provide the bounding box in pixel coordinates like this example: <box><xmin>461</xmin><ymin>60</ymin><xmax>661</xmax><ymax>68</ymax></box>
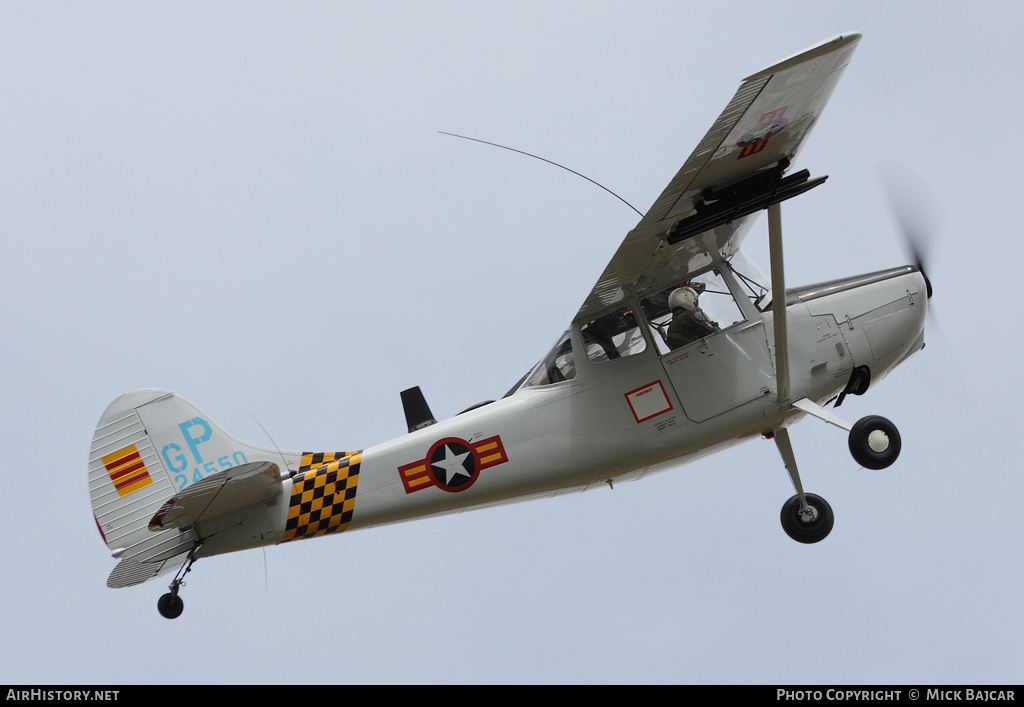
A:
<box><xmin>102</xmin><ymin>444</ymin><xmax>154</xmax><ymax>497</ymax></box>
<box><xmin>736</xmin><ymin>107</ymin><xmax>789</xmax><ymax>158</ymax></box>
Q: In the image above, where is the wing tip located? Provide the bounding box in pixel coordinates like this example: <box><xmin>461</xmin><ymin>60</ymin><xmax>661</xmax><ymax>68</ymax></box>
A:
<box><xmin>744</xmin><ymin>32</ymin><xmax>862</xmax><ymax>82</ymax></box>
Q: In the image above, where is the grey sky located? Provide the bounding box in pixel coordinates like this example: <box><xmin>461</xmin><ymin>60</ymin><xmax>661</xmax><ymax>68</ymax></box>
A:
<box><xmin>1</xmin><ymin>1</ymin><xmax>1021</xmax><ymax>684</ymax></box>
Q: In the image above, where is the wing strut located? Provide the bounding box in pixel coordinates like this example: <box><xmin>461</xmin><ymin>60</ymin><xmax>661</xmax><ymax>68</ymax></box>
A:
<box><xmin>767</xmin><ymin>202</ymin><xmax>789</xmax><ymax>404</ymax></box>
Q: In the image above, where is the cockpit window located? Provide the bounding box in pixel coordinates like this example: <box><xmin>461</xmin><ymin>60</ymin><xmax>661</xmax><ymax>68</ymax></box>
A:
<box><xmin>581</xmin><ymin>307</ymin><xmax>646</xmax><ymax>363</ymax></box>
<box><xmin>524</xmin><ymin>331</ymin><xmax>576</xmax><ymax>387</ymax></box>
<box><xmin>641</xmin><ymin>268</ymin><xmax>743</xmax><ymax>354</ymax></box>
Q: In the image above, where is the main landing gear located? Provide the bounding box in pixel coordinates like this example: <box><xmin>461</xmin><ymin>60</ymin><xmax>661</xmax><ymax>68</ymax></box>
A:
<box><xmin>780</xmin><ymin>492</ymin><xmax>834</xmax><ymax>544</ymax></box>
<box><xmin>848</xmin><ymin>415</ymin><xmax>901</xmax><ymax>470</ymax></box>
<box><xmin>770</xmin><ymin>400</ymin><xmax>902</xmax><ymax>544</ymax></box>
<box><xmin>771</xmin><ymin>427</ymin><xmax>835</xmax><ymax>544</ymax></box>
<box><xmin>157</xmin><ymin>545</ymin><xmax>200</xmax><ymax>619</ymax></box>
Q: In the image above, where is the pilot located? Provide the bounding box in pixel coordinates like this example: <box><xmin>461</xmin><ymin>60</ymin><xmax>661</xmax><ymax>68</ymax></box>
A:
<box><xmin>667</xmin><ymin>284</ymin><xmax>719</xmax><ymax>349</ymax></box>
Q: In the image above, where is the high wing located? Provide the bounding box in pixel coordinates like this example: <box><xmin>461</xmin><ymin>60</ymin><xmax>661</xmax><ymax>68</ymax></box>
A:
<box><xmin>575</xmin><ymin>33</ymin><xmax>860</xmax><ymax>322</ymax></box>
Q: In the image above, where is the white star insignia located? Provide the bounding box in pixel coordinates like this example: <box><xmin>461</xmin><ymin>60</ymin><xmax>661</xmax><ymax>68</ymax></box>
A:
<box><xmin>432</xmin><ymin>444</ymin><xmax>472</xmax><ymax>483</ymax></box>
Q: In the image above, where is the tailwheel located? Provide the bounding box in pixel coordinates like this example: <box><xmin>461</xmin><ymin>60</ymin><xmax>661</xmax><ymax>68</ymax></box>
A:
<box><xmin>156</xmin><ymin>544</ymin><xmax>200</xmax><ymax>619</ymax></box>
<box><xmin>780</xmin><ymin>493</ymin><xmax>834</xmax><ymax>544</ymax></box>
<box><xmin>848</xmin><ymin>415</ymin><xmax>901</xmax><ymax>469</ymax></box>
<box><xmin>158</xmin><ymin>591</ymin><xmax>184</xmax><ymax>619</ymax></box>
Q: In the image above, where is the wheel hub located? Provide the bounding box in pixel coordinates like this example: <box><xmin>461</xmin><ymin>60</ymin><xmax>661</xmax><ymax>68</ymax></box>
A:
<box><xmin>799</xmin><ymin>504</ymin><xmax>819</xmax><ymax>524</ymax></box>
<box><xmin>867</xmin><ymin>429</ymin><xmax>890</xmax><ymax>453</ymax></box>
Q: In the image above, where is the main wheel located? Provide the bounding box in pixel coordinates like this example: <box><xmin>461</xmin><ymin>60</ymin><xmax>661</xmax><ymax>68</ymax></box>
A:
<box><xmin>780</xmin><ymin>493</ymin><xmax>834</xmax><ymax>544</ymax></box>
<box><xmin>849</xmin><ymin>415</ymin><xmax>901</xmax><ymax>469</ymax></box>
<box><xmin>158</xmin><ymin>592</ymin><xmax>184</xmax><ymax>619</ymax></box>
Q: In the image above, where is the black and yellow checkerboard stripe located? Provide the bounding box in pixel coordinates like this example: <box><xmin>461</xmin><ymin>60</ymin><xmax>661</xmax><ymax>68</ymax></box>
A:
<box><xmin>282</xmin><ymin>451</ymin><xmax>362</xmax><ymax>542</ymax></box>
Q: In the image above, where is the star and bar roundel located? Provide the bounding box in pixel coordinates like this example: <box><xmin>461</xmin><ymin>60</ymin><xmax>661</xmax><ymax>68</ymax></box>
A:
<box><xmin>399</xmin><ymin>435</ymin><xmax>508</xmax><ymax>494</ymax></box>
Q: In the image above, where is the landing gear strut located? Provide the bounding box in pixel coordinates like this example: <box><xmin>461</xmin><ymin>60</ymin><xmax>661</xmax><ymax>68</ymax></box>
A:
<box><xmin>769</xmin><ymin>405</ymin><xmax>904</xmax><ymax>542</ymax></box>
<box><xmin>792</xmin><ymin>398</ymin><xmax>903</xmax><ymax>470</ymax></box>
<box><xmin>157</xmin><ymin>545</ymin><xmax>200</xmax><ymax>620</ymax></box>
<box><xmin>773</xmin><ymin>428</ymin><xmax>834</xmax><ymax>544</ymax></box>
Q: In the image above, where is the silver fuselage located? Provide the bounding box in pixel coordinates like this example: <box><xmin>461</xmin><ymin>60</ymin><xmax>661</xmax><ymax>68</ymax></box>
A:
<box><xmin>193</xmin><ymin>263</ymin><xmax>926</xmax><ymax>559</ymax></box>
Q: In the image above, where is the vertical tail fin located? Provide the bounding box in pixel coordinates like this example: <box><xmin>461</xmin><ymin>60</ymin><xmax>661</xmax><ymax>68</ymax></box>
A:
<box><xmin>89</xmin><ymin>389</ymin><xmax>291</xmax><ymax>586</ymax></box>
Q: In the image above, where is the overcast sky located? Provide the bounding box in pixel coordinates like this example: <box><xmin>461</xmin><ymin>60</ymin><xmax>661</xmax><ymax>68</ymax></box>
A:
<box><xmin>2</xmin><ymin>1</ymin><xmax>1021</xmax><ymax>685</ymax></box>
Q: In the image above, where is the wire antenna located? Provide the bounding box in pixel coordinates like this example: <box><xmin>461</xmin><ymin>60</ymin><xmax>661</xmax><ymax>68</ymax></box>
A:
<box><xmin>439</xmin><ymin>131</ymin><xmax>644</xmax><ymax>218</ymax></box>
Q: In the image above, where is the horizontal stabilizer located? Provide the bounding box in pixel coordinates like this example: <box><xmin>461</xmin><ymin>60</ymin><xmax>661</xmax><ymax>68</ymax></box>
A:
<box><xmin>149</xmin><ymin>461</ymin><xmax>282</xmax><ymax>531</ymax></box>
<box><xmin>107</xmin><ymin>552</ymin><xmax>188</xmax><ymax>589</ymax></box>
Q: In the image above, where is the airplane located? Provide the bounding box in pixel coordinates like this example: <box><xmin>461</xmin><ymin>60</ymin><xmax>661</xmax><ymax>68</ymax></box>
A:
<box><xmin>88</xmin><ymin>32</ymin><xmax>930</xmax><ymax>619</ymax></box>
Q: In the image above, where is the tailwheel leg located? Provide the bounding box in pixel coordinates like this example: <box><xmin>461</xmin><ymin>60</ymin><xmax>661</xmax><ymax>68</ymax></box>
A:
<box><xmin>157</xmin><ymin>544</ymin><xmax>201</xmax><ymax>620</ymax></box>
<box><xmin>773</xmin><ymin>428</ymin><xmax>834</xmax><ymax>544</ymax></box>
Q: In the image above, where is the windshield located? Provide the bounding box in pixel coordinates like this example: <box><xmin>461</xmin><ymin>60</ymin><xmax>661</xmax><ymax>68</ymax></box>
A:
<box><xmin>729</xmin><ymin>249</ymin><xmax>772</xmax><ymax>312</ymax></box>
<box><xmin>523</xmin><ymin>331</ymin><xmax>576</xmax><ymax>387</ymax></box>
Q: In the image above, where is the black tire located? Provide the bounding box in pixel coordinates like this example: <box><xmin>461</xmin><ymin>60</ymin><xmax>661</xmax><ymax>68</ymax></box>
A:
<box><xmin>848</xmin><ymin>415</ymin><xmax>901</xmax><ymax>469</ymax></box>
<box><xmin>157</xmin><ymin>592</ymin><xmax>184</xmax><ymax>619</ymax></box>
<box><xmin>780</xmin><ymin>493</ymin><xmax>834</xmax><ymax>544</ymax></box>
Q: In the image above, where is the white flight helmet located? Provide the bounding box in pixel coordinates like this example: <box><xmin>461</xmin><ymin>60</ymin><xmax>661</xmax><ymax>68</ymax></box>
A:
<box><xmin>668</xmin><ymin>286</ymin><xmax>698</xmax><ymax>312</ymax></box>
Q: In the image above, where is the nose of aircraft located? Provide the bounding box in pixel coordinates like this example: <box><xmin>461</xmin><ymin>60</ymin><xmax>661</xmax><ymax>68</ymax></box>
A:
<box><xmin>790</xmin><ymin>265</ymin><xmax>927</xmax><ymax>380</ymax></box>
<box><xmin>910</xmin><ymin>255</ymin><xmax>933</xmax><ymax>299</ymax></box>
<box><xmin>861</xmin><ymin>266</ymin><xmax>928</xmax><ymax>372</ymax></box>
